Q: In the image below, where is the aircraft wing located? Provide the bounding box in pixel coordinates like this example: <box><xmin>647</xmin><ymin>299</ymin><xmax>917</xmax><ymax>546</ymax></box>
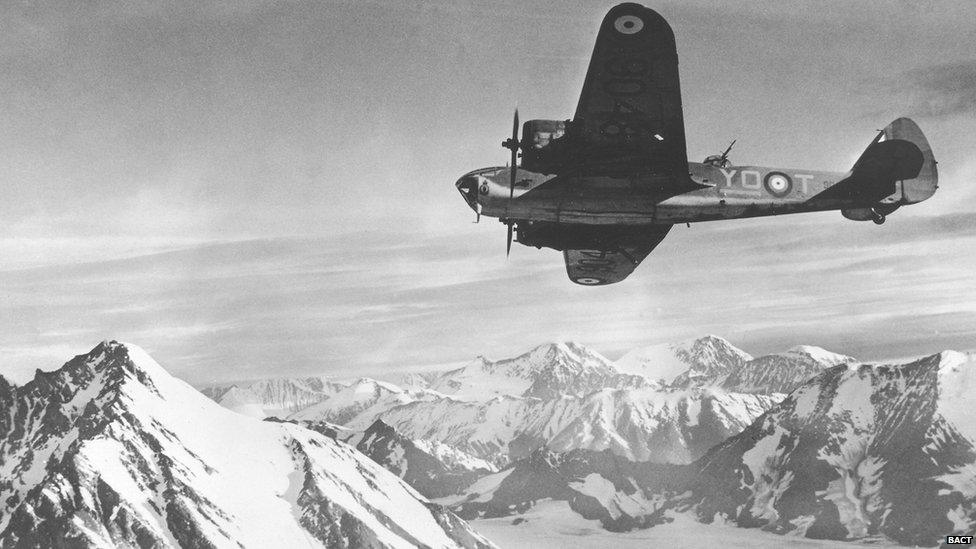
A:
<box><xmin>571</xmin><ymin>4</ymin><xmax>688</xmax><ymax>180</ymax></box>
<box><xmin>563</xmin><ymin>225</ymin><xmax>671</xmax><ymax>285</ymax></box>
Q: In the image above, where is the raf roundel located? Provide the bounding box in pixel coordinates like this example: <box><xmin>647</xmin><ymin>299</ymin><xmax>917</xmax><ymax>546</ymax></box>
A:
<box><xmin>575</xmin><ymin>277</ymin><xmax>604</xmax><ymax>285</ymax></box>
<box><xmin>614</xmin><ymin>15</ymin><xmax>644</xmax><ymax>35</ymax></box>
<box><xmin>763</xmin><ymin>172</ymin><xmax>793</xmax><ymax>197</ymax></box>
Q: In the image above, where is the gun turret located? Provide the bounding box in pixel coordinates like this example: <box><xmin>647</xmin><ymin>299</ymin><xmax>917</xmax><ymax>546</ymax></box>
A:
<box><xmin>703</xmin><ymin>139</ymin><xmax>736</xmax><ymax>168</ymax></box>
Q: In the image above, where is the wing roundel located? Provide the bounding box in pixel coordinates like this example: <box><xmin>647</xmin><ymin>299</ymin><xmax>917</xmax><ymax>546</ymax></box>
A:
<box><xmin>572</xmin><ymin>3</ymin><xmax>688</xmax><ymax>177</ymax></box>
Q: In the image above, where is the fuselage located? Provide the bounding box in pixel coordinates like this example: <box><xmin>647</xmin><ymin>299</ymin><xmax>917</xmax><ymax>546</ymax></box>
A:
<box><xmin>456</xmin><ymin>162</ymin><xmax>854</xmax><ymax>226</ymax></box>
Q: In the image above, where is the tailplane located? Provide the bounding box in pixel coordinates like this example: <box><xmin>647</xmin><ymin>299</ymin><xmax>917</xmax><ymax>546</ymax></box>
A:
<box><xmin>840</xmin><ymin>118</ymin><xmax>938</xmax><ymax>223</ymax></box>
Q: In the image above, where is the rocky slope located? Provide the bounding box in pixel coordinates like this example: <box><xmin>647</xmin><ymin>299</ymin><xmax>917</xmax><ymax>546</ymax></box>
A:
<box><xmin>716</xmin><ymin>345</ymin><xmax>855</xmax><ymax>393</ymax></box>
<box><xmin>0</xmin><ymin>342</ymin><xmax>494</xmax><ymax>548</ymax></box>
<box><xmin>443</xmin><ymin>448</ymin><xmax>690</xmax><ymax>531</ymax></box>
<box><xmin>356</xmin><ymin>420</ymin><xmax>496</xmax><ymax>499</ymax></box>
<box><xmin>688</xmin><ymin>351</ymin><xmax>976</xmax><ymax>546</ymax></box>
<box><xmin>450</xmin><ymin>351</ymin><xmax>976</xmax><ymax>546</ymax></box>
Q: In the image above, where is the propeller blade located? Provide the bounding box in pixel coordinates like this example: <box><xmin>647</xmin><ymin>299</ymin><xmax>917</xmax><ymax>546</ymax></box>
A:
<box><xmin>502</xmin><ymin>107</ymin><xmax>519</xmax><ymax>258</ymax></box>
<box><xmin>509</xmin><ymin>162</ymin><xmax>516</xmax><ymax>199</ymax></box>
<box><xmin>506</xmin><ymin>222</ymin><xmax>514</xmax><ymax>257</ymax></box>
<box><xmin>508</xmin><ymin>108</ymin><xmax>519</xmax><ymax>200</ymax></box>
<box><xmin>511</xmin><ymin>108</ymin><xmax>519</xmax><ymax>146</ymax></box>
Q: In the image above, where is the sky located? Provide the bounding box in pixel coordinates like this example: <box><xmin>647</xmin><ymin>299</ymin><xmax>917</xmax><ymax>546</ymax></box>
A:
<box><xmin>1</xmin><ymin>0</ymin><xmax>975</xmax><ymax>385</ymax></box>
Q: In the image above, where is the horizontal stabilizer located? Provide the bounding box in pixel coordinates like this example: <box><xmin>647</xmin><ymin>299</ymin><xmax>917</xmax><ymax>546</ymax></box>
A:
<box><xmin>817</xmin><ymin>118</ymin><xmax>936</xmax><ymax>205</ymax></box>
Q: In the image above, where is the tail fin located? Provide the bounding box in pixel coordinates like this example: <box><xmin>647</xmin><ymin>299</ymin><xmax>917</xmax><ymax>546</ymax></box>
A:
<box><xmin>881</xmin><ymin>118</ymin><xmax>938</xmax><ymax>204</ymax></box>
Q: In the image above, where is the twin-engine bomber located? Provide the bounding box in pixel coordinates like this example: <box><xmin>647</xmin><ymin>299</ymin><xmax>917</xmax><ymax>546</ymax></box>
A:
<box><xmin>455</xmin><ymin>3</ymin><xmax>938</xmax><ymax>285</ymax></box>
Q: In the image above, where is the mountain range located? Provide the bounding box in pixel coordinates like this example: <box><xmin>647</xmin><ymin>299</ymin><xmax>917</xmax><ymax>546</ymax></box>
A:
<box><xmin>197</xmin><ymin>335</ymin><xmax>976</xmax><ymax>546</ymax></box>
<box><xmin>270</xmin><ymin>338</ymin><xmax>845</xmax><ymax>467</ymax></box>
<box><xmin>5</xmin><ymin>336</ymin><xmax>971</xmax><ymax>547</ymax></box>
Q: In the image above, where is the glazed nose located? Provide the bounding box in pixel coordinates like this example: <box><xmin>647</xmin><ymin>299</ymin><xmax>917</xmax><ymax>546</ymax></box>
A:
<box><xmin>455</xmin><ymin>175</ymin><xmax>480</xmax><ymax>210</ymax></box>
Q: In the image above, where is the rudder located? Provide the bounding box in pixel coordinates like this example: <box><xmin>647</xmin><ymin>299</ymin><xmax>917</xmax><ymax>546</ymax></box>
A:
<box><xmin>883</xmin><ymin>118</ymin><xmax>938</xmax><ymax>204</ymax></box>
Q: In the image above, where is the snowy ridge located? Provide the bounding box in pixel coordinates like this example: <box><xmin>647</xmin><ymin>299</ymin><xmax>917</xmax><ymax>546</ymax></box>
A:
<box><xmin>0</xmin><ymin>342</ymin><xmax>493</xmax><ymax>548</ymax></box>
<box><xmin>201</xmin><ymin>376</ymin><xmax>347</xmax><ymax>418</ymax></box>
<box><xmin>290</xmin><ymin>377</ymin><xmax>447</xmax><ymax>426</ymax></box>
<box><xmin>339</xmin><ymin>384</ymin><xmax>778</xmax><ymax>467</ymax></box>
<box><xmin>413</xmin><ymin>438</ymin><xmax>497</xmax><ymax>475</ymax></box>
<box><xmin>285</xmin><ymin>340</ymin><xmax>782</xmax><ymax>466</ymax></box>
<box><xmin>426</xmin><ymin>342</ymin><xmax>653</xmax><ymax>400</ymax></box>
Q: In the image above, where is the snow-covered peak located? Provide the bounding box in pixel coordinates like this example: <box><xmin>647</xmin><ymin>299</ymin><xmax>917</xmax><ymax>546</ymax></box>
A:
<box><xmin>936</xmin><ymin>351</ymin><xmax>976</xmax><ymax>444</ymax></box>
<box><xmin>18</xmin><ymin>340</ymin><xmax>164</xmax><ymax>407</ymax></box>
<box><xmin>616</xmin><ymin>336</ymin><xmax>856</xmax><ymax>394</ymax></box>
<box><xmin>618</xmin><ymin>335</ymin><xmax>752</xmax><ymax>384</ymax></box>
<box><xmin>288</xmin><ymin>377</ymin><xmax>403</xmax><ymax>421</ymax></box>
<box><xmin>938</xmin><ymin>349</ymin><xmax>972</xmax><ymax>370</ymax></box>
<box><xmin>781</xmin><ymin>345</ymin><xmax>855</xmax><ymax>366</ymax></box>
<box><xmin>528</xmin><ymin>341</ymin><xmax>605</xmax><ymax>364</ymax></box>
<box><xmin>0</xmin><ymin>341</ymin><xmax>494</xmax><ymax>548</ymax></box>
<box><xmin>427</xmin><ymin>341</ymin><xmax>628</xmax><ymax>400</ymax></box>
<box><xmin>484</xmin><ymin>341</ymin><xmax>616</xmax><ymax>376</ymax></box>
<box><xmin>348</xmin><ymin>376</ymin><xmax>404</xmax><ymax>394</ymax></box>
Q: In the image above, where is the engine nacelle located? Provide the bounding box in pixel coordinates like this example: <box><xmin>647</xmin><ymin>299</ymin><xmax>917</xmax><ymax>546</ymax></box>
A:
<box><xmin>842</xmin><ymin>208</ymin><xmax>875</xmax><ymax>221</ymax></box>
<box><xmin>520</xmin><ymin>119</ymin><xmax>570</xmax><ymax>174</ymax></box>
<box><xmin>842</xmin><ymin>203</ymin><xmax>899</xmax><ymax>222</ymax></box>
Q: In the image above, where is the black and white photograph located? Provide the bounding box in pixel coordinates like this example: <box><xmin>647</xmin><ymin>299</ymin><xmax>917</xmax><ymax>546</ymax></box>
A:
<box><xmin>2</xmin><ymin>1</ymin><xmax>975</xmax><ymax>547</ymax></box>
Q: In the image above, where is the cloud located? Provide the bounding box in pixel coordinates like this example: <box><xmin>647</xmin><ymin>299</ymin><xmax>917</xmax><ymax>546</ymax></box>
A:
<box><xmin>894</xmin><ymin>61</ymin><xmax>976</xmax><ymax>118</ymax></box>
<box><xmin>2</xmin><ymin>1</ymin><xmax>974</xmax><ymax>385</ymax></box>
<box><xmin>0</xmin><ymin>343</ymin><xmax>86</xmax><ymax>384</ymax></box>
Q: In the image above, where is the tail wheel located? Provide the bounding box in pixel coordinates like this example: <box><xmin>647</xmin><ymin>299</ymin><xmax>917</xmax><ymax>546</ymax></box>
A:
<box><xmin>871</xmin><ymin>209</ymin><xmax>886</xmax><ymax>225</ymax></box>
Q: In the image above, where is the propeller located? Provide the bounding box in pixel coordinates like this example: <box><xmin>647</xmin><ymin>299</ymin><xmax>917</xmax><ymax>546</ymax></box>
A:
<box><xmin>501</xmin><ymin>108</ymin><xmax>520</xmax><ymax>256</ymax></box>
